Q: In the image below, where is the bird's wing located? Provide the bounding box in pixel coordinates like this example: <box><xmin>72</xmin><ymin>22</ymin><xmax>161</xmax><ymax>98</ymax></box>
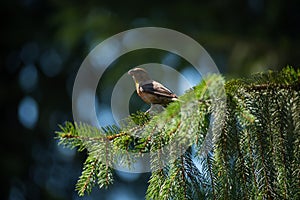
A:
<box><xmin>139</xmin><ymin>81</ymin><xmax>177</xmax><ymax>99</ymax></box>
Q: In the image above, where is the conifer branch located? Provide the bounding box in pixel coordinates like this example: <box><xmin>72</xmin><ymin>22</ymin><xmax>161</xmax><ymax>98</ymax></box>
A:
<box><xmin>56</xmin><ymin>66</ymin><xmax>300</xmax><ymax>199</ymax></box>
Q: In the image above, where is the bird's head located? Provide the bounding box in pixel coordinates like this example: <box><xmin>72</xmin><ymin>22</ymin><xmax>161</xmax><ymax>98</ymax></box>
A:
<box><xmin>128</xmin><ymin>68</ymin><xmax>151</xmax><ymax>83</ymax></box>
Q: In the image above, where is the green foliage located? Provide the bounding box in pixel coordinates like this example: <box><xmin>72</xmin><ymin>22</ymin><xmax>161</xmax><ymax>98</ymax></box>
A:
<box><xmin>56</xmin><ymin>67</ymin><xmax>300</xmax><ymax>199</ymax></box>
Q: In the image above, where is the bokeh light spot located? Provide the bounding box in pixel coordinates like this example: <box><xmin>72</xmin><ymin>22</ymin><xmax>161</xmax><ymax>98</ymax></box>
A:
<box><xmin>18</xmin><ymin>64</ymin><xmax>38</xmax><ymax>92</ymax></box>
<box><xmin>18</xmin><ymin>96</ymin><xmax>39</xmax><ymax>129</ymax></box>
<box><xmin>20</xmin><ymin>42</ymin><xmax>39</xmax><ymax>64</ymax></box>
<box><xmin>39</xmin><ymin>49</ymin><xmax>63</xmax><ymax>77</ymax></box>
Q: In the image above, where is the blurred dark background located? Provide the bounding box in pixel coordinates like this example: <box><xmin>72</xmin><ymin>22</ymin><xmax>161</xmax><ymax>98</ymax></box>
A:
<box><xmin>1</xmin><ymin>0</ymin><xmax>299</xmax><ymax>199</ymax></box>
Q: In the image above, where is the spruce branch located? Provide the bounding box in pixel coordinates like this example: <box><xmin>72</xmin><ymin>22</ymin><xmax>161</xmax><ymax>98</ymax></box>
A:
<box><xmin>56</xmin><ymin>66</ymin><xmax>300</xmax><ymax>199</ymax></box>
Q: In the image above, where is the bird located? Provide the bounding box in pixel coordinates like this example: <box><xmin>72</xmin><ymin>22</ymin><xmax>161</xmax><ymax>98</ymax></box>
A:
<box><xmin>128</xmin><ymin>68</ymin><xmax>178</xmax><ymax>108</ymax></box>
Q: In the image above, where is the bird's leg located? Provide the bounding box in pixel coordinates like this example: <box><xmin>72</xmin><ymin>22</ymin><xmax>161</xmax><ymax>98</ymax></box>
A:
<box><xmin>145</xmin><ymin>104</ymin><xmax>165</xmax><ymax>115</ymax></box>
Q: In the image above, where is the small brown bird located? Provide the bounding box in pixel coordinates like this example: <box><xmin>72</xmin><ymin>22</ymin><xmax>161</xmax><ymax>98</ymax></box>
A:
<box><xmin>128</xmin><ymin>68</ymin><xmax>178</xmax><ymax>107</ymax></box>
